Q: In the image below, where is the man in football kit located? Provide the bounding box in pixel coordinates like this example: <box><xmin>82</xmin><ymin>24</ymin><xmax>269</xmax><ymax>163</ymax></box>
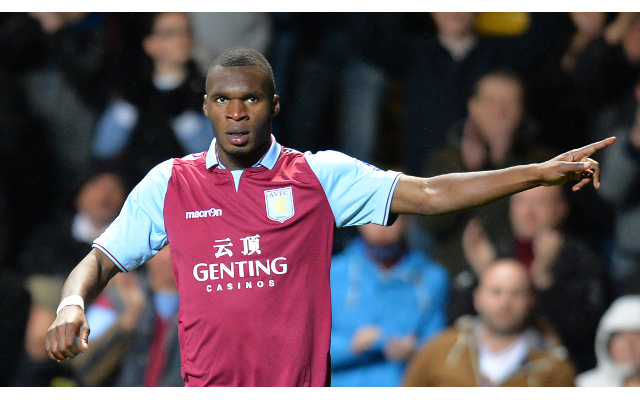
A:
<box><xmin>45</xmin><ymin>46</ymin><xmax>617</xmax><ymax>387</ymax></box>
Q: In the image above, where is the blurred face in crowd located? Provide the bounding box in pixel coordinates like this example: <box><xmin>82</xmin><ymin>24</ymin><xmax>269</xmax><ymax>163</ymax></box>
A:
<box><xmin>609</xmin><ymin>330</ymin><xmax>640</xmax><ymax>369</ymax></box>
<box><xmin>570</xmin><ymin>12</ymin><xmax>607</xmax><ymax>37</ymax></box>
<box><xmin>468</xmin><ymin>74</ymin><xmax>524</xmax><ymax>144</ymax></box>
<box><xmin>143</xmin><ymin>12</ymin><xmax>193</xmax><ymax>68</ymax></box>
<box><xmin>623</xmin><ymin>17</ymin><xmax>640</xmax><ymax>67</ymax></box>
<box><xmin>474</xmin><ymin>259</ymin><xmax>534</xmax><ymax>336</ymax></box>
<box><xmin>509</xmin><ymin>185</ymin><xmax>568</xmax><ymax>242</ymax></box>
<box><xmin>203</xmin><ymin>65</ymin><xmax>280</xmax><ymax>170</ymax></box>
<box><xmin>431</xmin><ymin>12</ymin><xmax>476</xmax><ymax>38</ymax></box>
<box><xmin>75</xmin><ymin>173</ymin><xmax>126</xmax><ymax>227</ymax></box>
<box><xmin>357</xmin><ymin>214</ymin><xmax>408</xmax><ymax>247</ymax></box>
<box><xmin>146</xmin><ymin>246</ymin><xmax>177</xmax><ymax>292</ymax></box>
<box><xmin>28</xmin><ymin>12</ymin><xmax>88</xmax><ymax>33</ymax></box>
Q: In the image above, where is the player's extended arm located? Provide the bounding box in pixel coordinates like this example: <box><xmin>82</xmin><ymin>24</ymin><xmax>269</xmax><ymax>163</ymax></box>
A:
<box><xmin>391</xmin><ymin>137</ymin><xmax>617</xmax><ymax>216</ymax></box>
<box><xmin>45</xmin><ymin>247</ymin><xmax>120</xmax><ymax>362</ymax></box>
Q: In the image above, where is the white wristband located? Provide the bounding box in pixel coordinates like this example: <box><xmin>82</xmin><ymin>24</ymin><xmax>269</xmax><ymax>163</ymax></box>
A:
<box><xmin>56</xmin><ymin>295</ymin><xmax>85</xmax><ymax>316</ymax></box>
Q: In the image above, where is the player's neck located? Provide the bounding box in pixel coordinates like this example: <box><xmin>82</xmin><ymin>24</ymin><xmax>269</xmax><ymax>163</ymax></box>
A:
<box><xmin>217</xmin><ymin>143</ymin><xmax>271</xmax><ymax>171</ymax></box>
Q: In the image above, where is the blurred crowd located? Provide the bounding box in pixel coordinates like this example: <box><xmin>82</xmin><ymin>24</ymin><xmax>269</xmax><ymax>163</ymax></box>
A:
<box><xmin>1</xmin><ymin>11</ymin><xmax>639</xmax><ymax>387</ymax></box>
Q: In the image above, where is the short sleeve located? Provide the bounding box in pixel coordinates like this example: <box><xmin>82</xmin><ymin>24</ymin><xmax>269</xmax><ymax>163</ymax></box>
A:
<box><xmin>92</xmin><ymin>159</ymin><xmax>173</xmax><ymax>272</ymax></box>
<box><xmin>305</xmin><ymin>151</ymin><xmax>402</xmax><ymax>228</ymax></box>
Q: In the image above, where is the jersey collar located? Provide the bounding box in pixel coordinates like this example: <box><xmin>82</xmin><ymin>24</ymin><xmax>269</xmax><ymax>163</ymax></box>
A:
<box><xmin>205</xmin><ymin>134</ymin><xmax>281</xmax><ymax>170</ymax></box>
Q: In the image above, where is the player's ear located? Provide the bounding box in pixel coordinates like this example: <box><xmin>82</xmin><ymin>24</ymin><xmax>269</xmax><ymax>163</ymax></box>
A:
<box><xmin>203</xmin><ymin>95</ymin><xmax>209</xmax><ymax>117</ymax></box>
<box><xmin>272</xmin><ymin>95</ymin><xmax>280</xmax><ymax>117</ymax></box>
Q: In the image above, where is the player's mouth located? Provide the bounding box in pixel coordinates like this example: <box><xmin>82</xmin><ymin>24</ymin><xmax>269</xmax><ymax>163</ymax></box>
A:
<box><xmin>225</xmin><ymin>131</ymin><xmax>250</xmax><ymax>146</ymax></box>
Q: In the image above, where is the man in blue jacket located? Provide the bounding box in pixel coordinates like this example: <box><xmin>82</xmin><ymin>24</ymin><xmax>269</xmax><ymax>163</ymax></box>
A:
<box><xmin>330</xmin><ymin>214</ymin><xmax>449</xmax><ymax>386</ymax></box>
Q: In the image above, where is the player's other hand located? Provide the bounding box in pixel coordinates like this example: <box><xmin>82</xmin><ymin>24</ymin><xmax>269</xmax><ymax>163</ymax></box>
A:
<box><xmin>45</xmin><ymin>306</ymin><xmax>90</xmax><ymax>362</ymax></box>
<box><xmin>537</xmin><ymin>136</ymin><xmax>616</xmax><ymax>191</ymax></box>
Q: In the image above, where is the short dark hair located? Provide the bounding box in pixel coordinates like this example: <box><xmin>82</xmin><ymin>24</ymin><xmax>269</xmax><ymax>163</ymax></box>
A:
<box><xmin>206</xmin><ymin>46</ymin><xmax>275</xmax><ymax>97</ymax></box>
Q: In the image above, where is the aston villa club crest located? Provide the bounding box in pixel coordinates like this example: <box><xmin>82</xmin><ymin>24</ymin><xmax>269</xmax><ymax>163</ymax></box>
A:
<box><xmin>264</xmin><ymin>187</ymin><xmax>295</xmax><ymax>223</ymax></box>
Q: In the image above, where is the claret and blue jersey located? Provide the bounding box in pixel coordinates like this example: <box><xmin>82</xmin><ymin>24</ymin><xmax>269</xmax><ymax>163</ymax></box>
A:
<box><xmin>93</xmin><ymin>135</ymin><xmax>402</xmax><ymax>386</ymax></box>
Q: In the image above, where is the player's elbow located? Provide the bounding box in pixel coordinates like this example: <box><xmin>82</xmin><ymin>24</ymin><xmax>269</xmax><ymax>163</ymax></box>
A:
<box><xmin>420</xmin><ymin>178</ymin><xmax>466</xmax><ymax>216</ymax></box>
<box><xmin>419</xmin><ymin>181</ymin><xmax>442</xmax><ymax>216</ymax></box>
<box><xmin>391</xmin><ymin>176</ymin><xmax>443</xmax><ymax>216</ymax></box>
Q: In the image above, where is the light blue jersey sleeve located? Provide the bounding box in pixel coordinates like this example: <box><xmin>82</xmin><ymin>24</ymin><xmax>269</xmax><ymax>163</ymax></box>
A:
<box><xmin>305</xmin><ymin>151</ymin><xmax>403</xmax><ymax>228</ymax></box>
<box><xmin>93</xmin><ymin>159</ymin><xmax>173</xmax><ymax>272</ymax></box>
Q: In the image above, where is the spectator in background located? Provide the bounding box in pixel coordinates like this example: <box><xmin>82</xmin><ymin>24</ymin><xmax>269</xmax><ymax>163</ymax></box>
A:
<box><xmin>403</xmin><ymin>258</ymin><xmax>576</xmax><ymax>387</ymax></box>
<box><xmin>417</xmin><ymin>69</ymin><xmax>555</xmax><ymax>277</ymax></box>
<box><xmin>70</xmin><ymin>246</ymin><xmax>182</xmax><ymax>387</ymax></box>
<box><xmin>20</xmin><ymin>13</ymin><xmax>114</xmax><ymax>198</ymax></box>
<box><xmin>282</xmin><ymin>13</ymin><xmax>404</xmax><ymax>164</ymax></box>
<box><xmin>398</xmin><ymin>12</ymin><xmax>507</xmax><ymax>174</ymax></box>
<box><xmin>0</xmin><ymin>13</ymin><xmax>113</xmax><ymax>251</ymax></box>
<box><xmin>528</xmin><ymin>12</ymin><xmax>639</xmax><ymax>153</ymax></box>
<box><xmin>597</xmin><ymin>75</ymin><xmax>640</xmax><ymax>296</ymax></box>
<box><xmin>620</xmin><ymin>14</ymin><xmax>640</xmax><ymax>71</ymax></box>
<box><xmin>576</xmin><ymin>295</ymin><xmax>640</xmax><ymax>386</ymax></box>
<box><xmin>188</xmin><ymin>12</ymin><xmax>273</xmax><ymax>77</ymax></box>
<box><xmin>68</xmin><ymin>270</ymin><xmax>146</xmax><ymax>386</ymax></box>
<box><xmin>12</xmin><ymin>169</ymin><xmax>126</xmax><ymax>386</ymax></box>
<box><xmin>330</xmin><ymin>214</ymin><xmax>449</xmax><ymax>387</ymax></box>
<box><xmin>454</xmin><ymin>185</ymin><xmax>611</xmax><ymax>372</ymax></box>
<box><xmin>19</xmin><ymin>170</ymin><xmax>127</xmax><ymax>278</ymax></box>
<box><xmin>115</xmin><ymin>246</ymin><xmax>181</xmax><ymax>386</ymax></box>
<box><xmin>91</xmin><ymin>12</ymin><xmax>211</xmax><ymax>188</ymax></box>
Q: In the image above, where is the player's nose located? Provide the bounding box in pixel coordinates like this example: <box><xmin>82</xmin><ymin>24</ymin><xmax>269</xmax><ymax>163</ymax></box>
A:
<box><xmin>226</xmin><ymin>99</ymin><xmax>248</xmax><ymax>121</ymax></box>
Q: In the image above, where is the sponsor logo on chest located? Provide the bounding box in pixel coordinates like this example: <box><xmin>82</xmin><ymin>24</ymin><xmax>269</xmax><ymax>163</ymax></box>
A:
<box><xmin>191</xmin><ymin>233</ymin><xmax>287</xmax><ymax>294</ymax></box>
<box><xmin>185</xmin><ymin>207</ymin><xmax>223</xmax><ymax>219</ymax></box>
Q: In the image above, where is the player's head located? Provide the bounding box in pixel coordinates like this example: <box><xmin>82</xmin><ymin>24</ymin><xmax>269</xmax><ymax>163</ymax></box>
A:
<box><xmin>206</xmin><ymin>46</ymin><xmax>275</xmax><ymax>98</ymax></box>
<box><xmin>203</xmin><ymin>46</ymin><xmax>280</xmax><ymax>169</ymax></box>
<box><xmin>473</xmin><ymin>258</ymin><xmax>534</xmax><ymax>337</ymax></box>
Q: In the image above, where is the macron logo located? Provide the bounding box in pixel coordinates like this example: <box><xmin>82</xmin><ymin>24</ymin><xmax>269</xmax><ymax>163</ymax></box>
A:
<box><xmin>186</xmin><ymin>208</ymin><xmax>223</xmax><ymax>219</ymax></box>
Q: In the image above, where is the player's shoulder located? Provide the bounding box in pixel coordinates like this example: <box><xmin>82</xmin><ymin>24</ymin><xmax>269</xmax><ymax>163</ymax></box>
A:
<box><xmin>174</xmin><ymin>151</ymin><xmax>208</xmax><ymax>167</ymax></box>
<box><xmin>277</xmin><ymin>146</ymin><xmax>309</xmax><ymax>167</ymax></box>
<box><xmin>280</xmin><ymin>146</ymin><xmax>304</xmax><ymax>157</ymax></box>
<box><xmin>303</xmin><ymin>149</ymin><xmax>383</xmax><ymax>172</ymax></box>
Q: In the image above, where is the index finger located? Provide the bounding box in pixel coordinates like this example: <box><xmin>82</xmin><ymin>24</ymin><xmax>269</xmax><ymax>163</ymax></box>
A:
<box><xmin>573</xmin><ymin>136</ymin><xmax>617</xmax><ymax>158</ymax></box>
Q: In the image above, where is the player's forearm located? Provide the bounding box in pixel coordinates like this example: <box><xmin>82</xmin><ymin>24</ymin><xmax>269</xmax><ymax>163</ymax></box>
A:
<box><xmin>60</xmin><ymin>248</ymin><xmax>120</xmax><ymax>307</ymax></box>
<box><xmin>392</xmin><ymin>164</ymin><xmax>541</xmax><ymax>216</ymax></box>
